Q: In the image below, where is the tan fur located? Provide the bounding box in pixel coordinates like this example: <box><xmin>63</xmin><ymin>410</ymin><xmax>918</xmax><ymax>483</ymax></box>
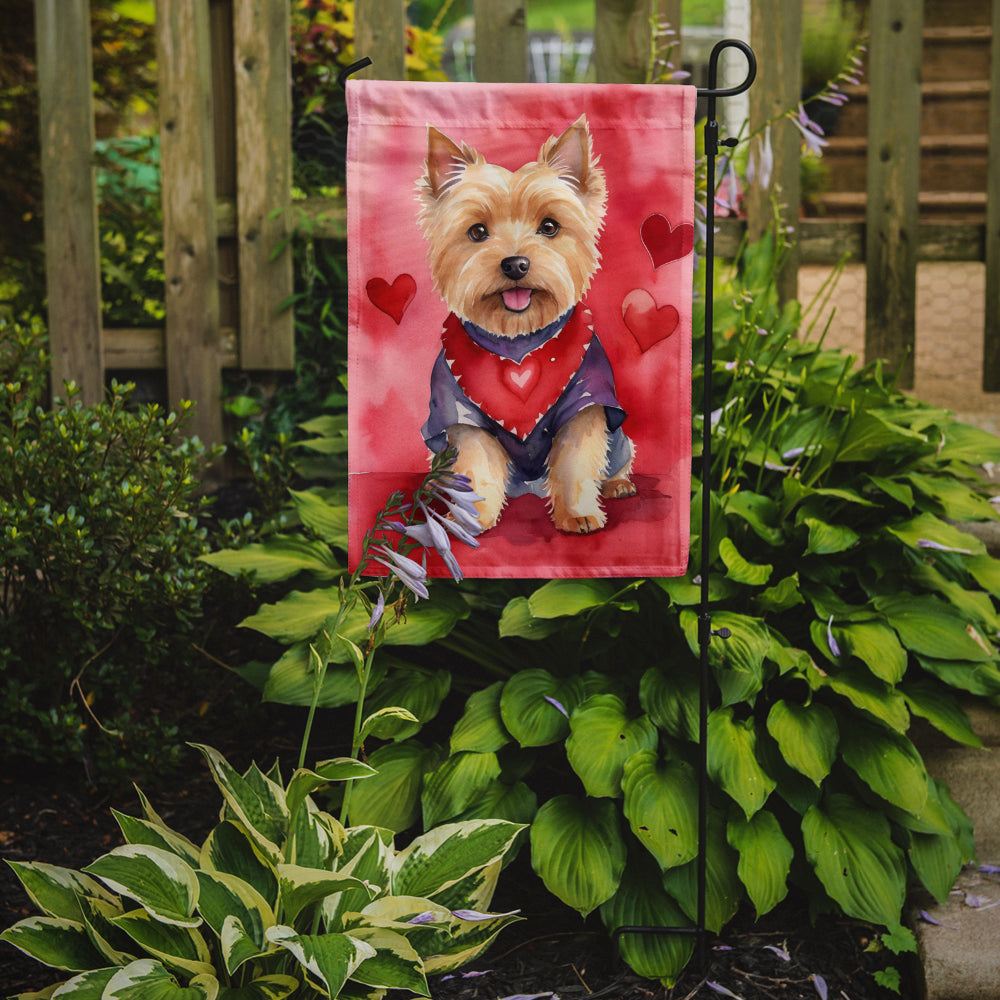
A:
<box><xmin>418</xmin><ymin>118</ymin><xmax>635</xmax><ymax>534</ymax></box>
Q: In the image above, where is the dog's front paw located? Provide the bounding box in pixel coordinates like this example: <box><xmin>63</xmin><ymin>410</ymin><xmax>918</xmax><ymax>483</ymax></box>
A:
<box><xmin>553</xmin><ymin>509</ymin><xmax>607</xmax><ymax>534</ymax></box>
<box><xmin>601</xmin><ymin>477</ymin><xmax>637</xmax><ymax>499</ymax></box>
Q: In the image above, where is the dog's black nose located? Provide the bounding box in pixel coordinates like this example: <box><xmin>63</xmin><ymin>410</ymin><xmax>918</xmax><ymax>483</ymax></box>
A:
<box><xmin>501</xmin><ymin>256</ymin><xmax>530</xmax><ymax>280</ymax></box>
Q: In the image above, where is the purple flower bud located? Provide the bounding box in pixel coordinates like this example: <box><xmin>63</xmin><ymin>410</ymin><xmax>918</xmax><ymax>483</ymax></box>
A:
<box><xmin>827</xmin><ymin>616</ymin><xmax>841</xmax><ymax>658</ymax></box>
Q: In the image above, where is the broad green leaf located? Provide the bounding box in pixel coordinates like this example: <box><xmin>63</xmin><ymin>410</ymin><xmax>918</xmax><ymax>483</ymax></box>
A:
<box><xmin>906</xmin><ymin>472</ymin><xmax>998</xmax><ymax>522</ymax></box>
<box><xmin>910</xmin><ymin>562</ymin><xmax>1000</xmax><ymax>633</ymax></box>
<box><xmin>111</xmin><ymin>909</ymin><xmax>214</xmax><ymax>978</ymax></box>
<box><xmin>346</xmin><ymin>926</ymin><xmax>428</xmax><ymax>994</ymax></box>
<box><xmin>680</xmin><ymin>610</ymin><xmax>770</xmax><ymax>706</ymax></box>
<box><xmin>639</xmin><ymin>664</ymin><xmax>699</xmax><ymax>742</ymax></box>
<box><xmin>866</xmin><ymin>474</ymin><xmax>914</xmax><ymax>509</ymax></box>
<box><xmin>277</xmin><ymin>865</ymin><xmax>373</xmax><ymax>925</ymax></box>
<box><xmin>530</xmin><ymin>795</ymin><xmax>626</xmax><ymax>917</ymax></box>
<box><xmin>527</xmin><ymin>579</ymin><xmax>617</xmax><ymax>618</ymax></box>
<box><xmin>599</xmin><ymin>854</ymin><xmax>694</xmax><ymax>987</ymax></box>
<box><xmin>200</xmin><ymin>535</ymin><xmax>341</xmax><ymax>584</ymax></box>
<box><xmin>835</xmin><ymin>410</ymin><xmax>927</xmax><ymax>463</ymax></box>
<box><xmin>421</xmin><ymin>751</ymin><xmax>502</xmax><ymax>828</ymax></box>
<box><xmin>393</xmin><ymin>820</ymin><xmax>524</xmax><ymax>901</ymax></box>
<box><xmin>216</xmin><ymin>975</ymin><xmax>299</xmax><ymax>1000</ymax></box>
<box><xmin>191</xmin><ymin>746</ymin><xmax>287</xmax><ymax>862</ymax></box>
<box><xmin>347</xmin><ymin>740</ymin><xmax>442</xmax><ymax>832</ymax></box>
<box><xmin>655</xmin><ymin>573</ymin><xmax>737</xmax><ymax>606</ymax></box>
<box><xmin>566</xmin><ymin>695</ymin><xmax>658</xmax><ymax>799</ymax></box>
<box><xmin>909</xmin><ymin>827</ymin><xmax>966</xmax><ymax>905</ymax></box>
<box><xmin>886</xmin><ymin>512</ymin><xmax>985</xmax><ymax>557</ymax></box>
<box><xmin>727</xmin><ymin>811</ymin><xmax>793</xmax><ymax>917</ymax></box>
<box><xmin>497</xmin><ymin>596</ymin><xmax>564</xmax><ymax>639</ymax></box>
<box><xmin>200</xmin><ymin>822</ymin><xmax>278</xmax><ymax>910</ymax></box>
<box><xmin>755</xmin><ymin>573</ymin><xmax>804</xmax><ymax>614</ymax></box>
<box><xmin>260</xmin><ymin>643</ymin><xmax>387</xmax><ymax>709</ymax></box>
<box><xmin>765</xmin><ymin>700</ymin><xmax>837</xmax><ymax>786</ymax></box>
<box><xmin>5</xmin><ymin>862</ymin><xmax>118</xmax><ymax>923</ymax></box>
<box><xmin>901</xmin><ymin>680</ymin><xmax>982</xmax><ymax>748</ymax></box>
<box><xmin>707</xmin><ymin>708</ymin><xmax>776</xmax><ymax>818</ymax></box>
<box><xmin>103</xmin><ymin>959</ymin><xmax>218</xmax><ymax>1000</ymax></box>
<box><xmin>0</xmin><ymin>916</ymin><xmax>106</xmax><ymax>972</ymax></box>
<box><xmin>839</xmin><ymin>718</ymin><xmax>929</xmax><ymax>816</ymax></box>
<box><xmin>288</xmin><ymin>488</ymin><xmax>349</xmax><ymax>547</ymax></box>
<box><xmin>450</xmin><ymin>682</ymin><xmax>511</xmax><ymax>754</ymax></box>
<box><xmin>874</xmin><ymin>594</ymin><xmax>995</xmax><ymax>662</ymax></box>
<box><xmin>83</xmin><ymin>846</ymin><xmax>200</xmax><ymax>928</ymax></box>
<box><xmin>935</xmin><ymin>421</ymin><xmax>1000</xmax><ymax>465</ymax></box>
<box><xmin>112</xmin><ymin>812</ymin><xmax>201</xmax><ymax>868</ymax></box>
<box><xmin>621</xmin><ymin>751</ymin><xmax>699</xmax><ymax>871</ymax></box>
<box><xmin>499</xmin><ymin>670</ymin><xmax>584</xmax><ymax>747</ymax></box>
<box><xmin>807</xmin><ymin>660</ymin><xmax>910</xmax><ymax>732</ymax></box>
<box><xmin>718</xmin><ymin>537</ymin><xmax>772</xmax><ymax>586</ymax></box>
<box><xmin>802</xmin><ymin>794</ymin><xmax>906</xmax><ymax>926</ymax></box>
<box><xmin>359</xmin><ymin>706</ymin><xmax>421</xmax><ymax>742</ymax></box>
<box><xmin>803</xmin><ymin>517</ymin><xmax>859</xmax><ymax>556</ymax></box>
<box><xmin>452</xmin><ymin>779</ymin><xmax>538</xmax><ymax>827</ymax></box>
<box><xmin>661</xmin><ymin>810</ymin><xmax>741</xmax><ymax>933</ymax></box>
<box><xmin>265</xmin><ymin>926</ymin><xmax>375</xmax><ymax>997</ymax></box>
<box><xmin>724</xmin><ymin>490</ymin><xmax>784</xmax><ymax>545</ymax></box>
<box><xmin>916</xmin><ymin>655</ymin><xmax>1000</xmax><ymax>697</ymax></box>
<box><xmin>966</xmin><ymin>553</ymin><xmax>1000</xmax><ymax>597</ymax></box>
<box><xmin>362</xmin><ymin>667</ymin><xmax>451</xmax><ymax>740</ymax></box>
<box><xmin>834</xmin><ymin>621</ymin><xmax>907</xmax><ymax>684</ymax></box>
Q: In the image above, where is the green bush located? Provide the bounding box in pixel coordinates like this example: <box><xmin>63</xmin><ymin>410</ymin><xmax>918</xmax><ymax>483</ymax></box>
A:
<box><xmin>0</xmin><ymin>316</ymin><xmax>220</xmax><ymax>784</ymax></box>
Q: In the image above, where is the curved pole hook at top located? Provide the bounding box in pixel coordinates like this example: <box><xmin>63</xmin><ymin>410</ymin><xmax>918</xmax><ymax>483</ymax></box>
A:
<box><xmin>337</xmin><ymin>56</ymin><xmax>373</xmax><ymax>90</ymax></box>
<box><xmin>697</xmin><ymin>38</ymin><xmax>756</xmax><ymax>99</ymax></box>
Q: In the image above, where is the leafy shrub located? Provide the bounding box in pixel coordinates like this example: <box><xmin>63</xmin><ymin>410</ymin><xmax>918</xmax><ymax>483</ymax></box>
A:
<box><xmin>0</xmin><ymin>317</ymin><xmax>220</xmax><ymax>783</ymax></box>
<box><xmin>212</xmin><ymin>233</ymin><xmax>1000</xmax><ymax>984</ymax></box>
<box><xmin>1</xmin><ymin>743</ymin><xmax>524</xmax><ymax>998</ymax></box>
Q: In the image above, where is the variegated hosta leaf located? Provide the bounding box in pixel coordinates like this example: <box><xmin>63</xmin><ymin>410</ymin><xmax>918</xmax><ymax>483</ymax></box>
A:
<box><xmin>621</xmin><ymin>751</ymin><xmax>699</xmax><ymax>871</ymax></box>
<box><xmin>421</xmin><ymin>906</ymin><xmax>522</xmax><ymax>975</ymax></box>
<box><xmin>706</xmin><ymin>707</ymin><xmax>776</xmax><ymax>819</ymax></box>
<box><xmin>565</xmin><ymin>695</ymin><xmax>658</xmax><ymax>799</ymax></box>
<box><xmin>83</xmin><ymin>845</ymin><xmax>200</xmax><ymax>928</ymax></box>
<box><xmin>110</xmin><ymin>908</ymin><xmax>214</xmax><ymax>979</ymax></box>
<box><xmin>191</xmin><ymin>746</ymin><xmax>288</xmax><ymax>863</ymax></box>
<box><xmin>802</xmin><ymin>793</ymin><xmax>906</xmax><ymax>926</ymax></box>
<box><xmin>102</xmin><ymin>958</ymin><xmax>218</xmax><ymax>999</ymax></box>
<box><xmin>195</xmin><ymin>871</ymin><xmax>274</xmax><ymax>974</ymax></box>
<box><xmin>323</xmin><ymin>829</ymin><xmax>393</xmax><ymax>931</ymax></box>
<box><xmin>529</xmin><ymin>795</ymin><xmax>626</xmax><ymax>917</ymax></box>
<box><xmin>200</xmin><ymin>822</ymin><xmax>278</xmax><ymax>910</ymax></box>
<box><xmin>288</xmin><ymin>801</ymin><xmax>343</xmax><ymax>870</ymax></box>
<box><xmin>276</xmin><ymin>865</ymin><xmax>376</xmax><ymax>925</ymax></box>
<box><xmin>344</xmin><ymin>926</ymin><xmax>429</xmax><ymax>995</ymax></box>
<box><xmin>391</xmin><ymin>820</ymin><xmax>524</xmax><ymax>901</ymax></box>
<box><xmin>214</xmin><ymin>974</ymin><xmax>299</xmax><ymax>1000</ymax></box>
<box><xmin>599</xmin><ymin>854</ymin><xmax>694</xmax><ymax>987</ymax></box>
<box><xmin>0</xmin><ymin>915</ymin><xmax>107</xmax><ymax>972</ymax></box>
<box><xmin>450</xmin><ymin>682</ymin><xmax>511</xmax><ymax>754</ymax></box>
<box><xmin>765</xmin><ymin>700</ymin><xmax>838</xmax><ymax>786</ymax></box>
<box><xmin>727</xmin><ymin>810</ymin><xmax>793</xmax><ymax>917</ymax></box>
<box><xmin>112</xmin><ymin>811</ymin><xmax>201</xmax><ymax>868</ymax></box>
<box><xmin>265</xmin><ymin>926</ymin><xmax>376</xmax><ymax>998</ymax></box>
<box><xmin>4</xmin><ymin>861</ymin><xmax>118</xmax><ymax>922</ymax></box>
<box><xmin>421</xmin><ymin>751</ymin><xmax>501</xmax><ymax>829</ymax></box>
<box><xmin>499</xmin><ymin>670</ymin><xmax>585</xmax><ymax>747</ymax></box>
<box><xmin>838</xmin><ymin>718</ymin><xmax>929</xmax><ymax>817</ymax></box>
<box><xmin>45</xmin><ymin>966</ymin><xmax>118</xmax><ymax>997</ymax></box>
<box><xmin>420</xmin><ymin>860</ymin><xmax>501</xmax><ymax>917</ymax></box>
<box><xmin>285</xmin><ymin>760</ymin><xmax>375</xmax><ymax>823</ymax></box>
<box><xmin>77</xmin><ymin>894</ymin><xmax>136</xmax><ymax>966</ymax></box>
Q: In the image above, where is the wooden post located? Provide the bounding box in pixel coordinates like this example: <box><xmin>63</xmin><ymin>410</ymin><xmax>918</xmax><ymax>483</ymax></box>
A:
<box><xmin>983</xmin><ymin>0</ymin><xmax>1000</xmax><ymax>390</ymax></box>
<box><xmin>354</xmin><ymin>0</ymin><xmax>406</xmax><ymax>80</ymax></box>
<box><xmin>474</xmin><ymin>0</ymin><xmax>527</xmax><ymax>83</ymax></box>
<box><xmin>157</xmin><ymin>0</ymin><xmax>223</xmax><ymax>444</ymax></box>
<box><xmin>594</xmin><ymin>0</ymin><xmax>656</xmax><ymax>84</ymax></box>
<box><xmin>864</xmin><ymin>0</ymin><xmax>923</xmax><ymax>389</ymax></box>
<box><xmin>34</xmin><ymin>0</ymin><xmax>104</xmax><ymax>405</ymax></box>
<box><xmin>233</xmin><ymin>0</ymin><xmax>294</xmax><ymax>369</ymax></box>
<box><xmin>746</xmin><ymin>0</ymin><xmax>801</xmax><ymax>306</ymax></box>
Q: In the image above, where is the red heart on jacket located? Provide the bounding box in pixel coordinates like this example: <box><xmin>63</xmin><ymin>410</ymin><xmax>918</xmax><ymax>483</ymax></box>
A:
<box><xmin>622</xmin><ymin>289</ymin><xmax>679</xmax><ymax>352</ymax></box>
<box><xmin>640</xmin><ymin>214</ymin><xmax>694</xmax><ymax>269</ymax></box>
<box><xmin>502</xmin><ymin>356</ymin><xmax>540</xmax><ymax>401</ymax></box>
<box><xmin>366</xmin><ymin>273</ymin><xmax>416</xmax><ymax>325</ymax></box>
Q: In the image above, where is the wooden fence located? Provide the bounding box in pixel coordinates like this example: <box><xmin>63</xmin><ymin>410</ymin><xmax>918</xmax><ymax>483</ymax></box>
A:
<box><xmin>33</xmin><ymin>0</ymin><xmax>1000</xmax><ymax>445</ymax></box>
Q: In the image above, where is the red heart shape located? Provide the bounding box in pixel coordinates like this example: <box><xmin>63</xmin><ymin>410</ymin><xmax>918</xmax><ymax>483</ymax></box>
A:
<box><xmin>502</xmin><ymin>356</ymin><xmax>540</xmax><ymax>401</ymax></box>
<box><xmin>640</xmin><ymin>214</ymin><xmax>694</xmax><ymax>269</ymax></box>
<box><xmin>366</xmin><ymin>273</ymin><xmax>416</xmax><ymax>325</ymax></box>
<box><xmin>622</xmin><ymin>289</ymin><xmax>679</xmax><ymax>352</ymax></box>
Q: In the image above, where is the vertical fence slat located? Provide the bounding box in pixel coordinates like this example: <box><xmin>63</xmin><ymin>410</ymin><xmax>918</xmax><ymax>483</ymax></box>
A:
<box><xmin>746</xmin><ymin>0</ymin><xmax>801</xmax><ymax>304</ymax></box>
<box><xmin>983</xmin><ymin>0</ymin><xmax>1000</xmax><ymax>390</ymax></box>
<box><xmin>864</xmin><ymin>0</ymin><xmax>923</xmax><ymax>389</ymax></box>
<box><xmin>34</xmin><ymin>0</ymin><xmax>103</xmax><ymax>405</ymax></box>
<box><xmin>233</xmin><ymin>0</ymin><xmax>294</xmax><ymax>370</ymax></box>
<box><xmin>594</xmin><ymin>0</ymin><xmax>656</xmax><ymax>83</ymax></box>
<box><xmin>355</xmin><ymin>0</ymin><xmax>406</xmax><ymax>81</ymax></box>
<box><xmin>474</xmin><ymin>0</ymin><xmax>527</xmax><ymax>82</ymax></box>
<box><xmin>157</xmin><ymin>0</ymin><xmax>222</xmax><ymax>445</ymax></box>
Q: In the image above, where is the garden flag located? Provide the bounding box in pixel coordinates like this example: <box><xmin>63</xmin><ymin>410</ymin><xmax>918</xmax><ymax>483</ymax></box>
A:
<box><xmin>347</xmin><ymin>79</ymin><xmax>696</xmax><ymax>578</ymax></box>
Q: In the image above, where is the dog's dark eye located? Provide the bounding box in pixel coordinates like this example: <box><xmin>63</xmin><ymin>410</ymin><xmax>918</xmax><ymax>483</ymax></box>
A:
<box><xmin>467</xmin><ymin>223</ymin><xmax>490</xmax><ymax>242</ymax></box>
<box><xmin>537</xmin><ymin>218</ymin><xmax>561</xmax><ymax>237</ymax></box>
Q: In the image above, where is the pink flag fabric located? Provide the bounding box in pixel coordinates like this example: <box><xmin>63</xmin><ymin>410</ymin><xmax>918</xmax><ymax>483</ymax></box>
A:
<box><xmin>347</xmin><ymin>80</ymin><xmax>695</xmax><ymax>578</ymax></box>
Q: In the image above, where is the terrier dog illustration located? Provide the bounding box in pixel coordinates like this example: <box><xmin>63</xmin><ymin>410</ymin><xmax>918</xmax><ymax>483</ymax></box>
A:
<box><xmin>417</xmin><ymin>115</ymin><xmax>635</xmax><ymax>534</ymax></box>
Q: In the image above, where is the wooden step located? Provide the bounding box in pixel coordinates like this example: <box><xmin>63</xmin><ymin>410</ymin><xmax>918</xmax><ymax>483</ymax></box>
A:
<box><xmin>813</xmin><ymin>190</ymin><xmax>987</xmax><ymax>222</ymax></box>
<box><xmin>922</xmin><ymin>25</ymin><xmax>993</xmax><ymax>82</ymax></box>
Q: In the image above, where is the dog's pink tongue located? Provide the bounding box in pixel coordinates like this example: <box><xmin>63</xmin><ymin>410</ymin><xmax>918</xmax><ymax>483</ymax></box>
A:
<box><xmin>502</xmin><ymin>287</ymin><xmax>532</xmax><ymax>312</ymax></box>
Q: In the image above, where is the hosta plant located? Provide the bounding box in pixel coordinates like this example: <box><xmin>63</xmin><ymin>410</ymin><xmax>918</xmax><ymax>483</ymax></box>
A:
<box><xmin>1</xmin><ymin>743</ymin><xmax>523</xmax><ymax>999</ymax></box>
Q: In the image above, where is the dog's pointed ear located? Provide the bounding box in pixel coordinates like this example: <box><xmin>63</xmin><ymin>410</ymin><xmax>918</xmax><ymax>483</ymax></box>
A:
<box><xmin>541</xmin><ymin>115</ymin><xmax>594</xmax><ymax>188</ymax></box>
<box><xmin>424</xmin><ymin>126</ymin><xmax>477</xmax><ymax>198</ymax></box>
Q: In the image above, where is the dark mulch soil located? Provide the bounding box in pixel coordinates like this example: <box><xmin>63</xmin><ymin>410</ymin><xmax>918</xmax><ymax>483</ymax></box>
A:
<box><xmin>1</xmin><ymin>746</ymin><xmax>916</xmax><ymax>1000</ymax></box>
